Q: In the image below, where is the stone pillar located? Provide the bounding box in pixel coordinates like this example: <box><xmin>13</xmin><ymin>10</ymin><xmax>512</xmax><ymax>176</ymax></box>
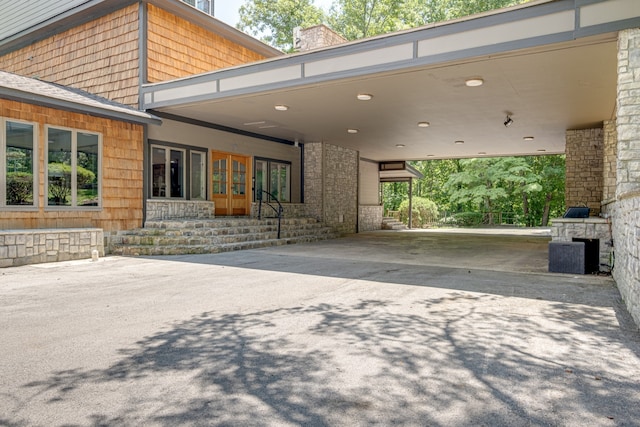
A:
<box><xmin>303</xmin><ymin>142</ymin><xmax>358</xmax><ymax>235</ymax></box>
<box><xmin>613</xmin><ymin>28</ymin><xmax>640</xmax><ymax>328</ymax></box>
<box><xmin>565</xmin><ymin>128</ymin><xmax>604</xmax><ymax>215</ymax></box>
<box><xmin>602</xmin><ymin>120</ymin><xmax>617</xmax><ymax>209</ymax></box>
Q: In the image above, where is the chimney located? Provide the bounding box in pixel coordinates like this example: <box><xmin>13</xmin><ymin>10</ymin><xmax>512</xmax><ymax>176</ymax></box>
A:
<box><xmin>294</xmin><ymin>25</ymin><xmax>347</xmax><ymax>52</ymax></box>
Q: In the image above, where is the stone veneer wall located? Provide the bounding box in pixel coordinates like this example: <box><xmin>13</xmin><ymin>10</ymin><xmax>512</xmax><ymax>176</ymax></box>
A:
<box><xmin>613</xmin><ymin>28</ymin><xmax>640</xmax><ymax>327</ymax></box>
<box><xmin>550</xmin><ymin>218</ymin><xmax>613</xmax><ymax>272</ymax></box>
<box><xmin>0</xmin><ymin>229</ymin><xmax>104</xmax><ymax>268</ymax></box>
<box><xmin>146</xmin><ymin>200</ymin><xmax>215</xmax><ymax>221</ymax></box>
<box><xmin>602</xmin><ymin>120</ymin><xmax>618</xmax><ymax>205</ymax></box>
<box><xmin>304</xmin><ymin>142</ymin><xmax>358</xmax><ymax>235</ymax></box>
<box><xmin>295</xmin><ymin>24</ymin><xmax>347</xmax><ymax>51</ymax></box>
<box><xmin>359</xmin><ymin>205</ymin><xmax>383</xmax><ymax>232</ymax></box>
<box><xmin>250</xmin><ymin>203</ymin><xmax>308</xmax><ymax>218</ymax></box>
<box><xmin>565</xmin><ymin>128</ymin><xmax>604</xmax><ymax>216</ymax></box>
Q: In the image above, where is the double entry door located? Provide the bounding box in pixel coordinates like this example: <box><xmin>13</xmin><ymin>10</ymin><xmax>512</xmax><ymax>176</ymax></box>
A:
<box><xmin>211</xmin><ymin>151</ymin><xmax>251</xmax><ymax>216</ymax></box>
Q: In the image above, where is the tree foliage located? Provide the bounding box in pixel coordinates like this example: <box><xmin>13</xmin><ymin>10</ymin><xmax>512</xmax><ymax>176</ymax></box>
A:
<box><xmin>237</xmin><ymin>0</ymin><xmax>532</xmax><ymax>48</ymax></box>
<box><xmin>238</xmin><ymin>0</ymin><xmax>325</xmax><ymax>51</ymax></box>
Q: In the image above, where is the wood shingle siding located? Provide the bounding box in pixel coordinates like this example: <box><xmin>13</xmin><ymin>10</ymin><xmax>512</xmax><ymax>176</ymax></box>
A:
<box><xmin>1</xmin><ymin>99</ymin><xmax>144</xmax><ymax>232</ymax></box>
<box><xmin>146</xmin><ymin>4</ymin><xmax>266</xmax><ymax>82</ymax></box>
<box><xmin>0</xmin><ymin>5</ymin><xmax>140</xmax><ymax>107</ymax></box>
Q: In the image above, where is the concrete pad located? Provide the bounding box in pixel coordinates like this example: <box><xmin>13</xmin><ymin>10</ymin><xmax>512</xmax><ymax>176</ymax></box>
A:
<box><xmin>1</xmin><ymin>230</ymin><xmax>639</xmax><ymax>426</ymax></box>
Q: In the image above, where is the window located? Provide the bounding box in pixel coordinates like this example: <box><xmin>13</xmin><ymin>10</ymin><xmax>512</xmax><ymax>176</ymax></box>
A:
<box><xmin>191</xmin><ymin>151</ymin><xmax>206</xmax><ymax>200</ymax></box>
<box><xmin>152</xmin><ymin>146</ymin><xmax>185</xmax><ymax>199</ymax></box>
<box><xmin>182</xmin><ymin>0</ymin><xmax>212</xmax><ymax>15</ymax></box>
<box><xmin>46</xmin><ymin>126</ymin><xmax>101</xmax><ymax>208</ymax></box>
<box><xmin>1</xmin><ymin>119</ymin><xmax>36</xmax><ymax>207</ymax></box>
<box><xmin>255</xmin><ymin>158</ymin><xmax>291</xmax><ymax>203</ymax></box>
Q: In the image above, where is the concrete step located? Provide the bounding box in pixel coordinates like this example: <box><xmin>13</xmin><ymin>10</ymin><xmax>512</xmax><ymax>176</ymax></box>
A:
<box><xmin>382</xmin><ymin>217</ymin><xmax>407</xmax><ymax>230</ymax></box>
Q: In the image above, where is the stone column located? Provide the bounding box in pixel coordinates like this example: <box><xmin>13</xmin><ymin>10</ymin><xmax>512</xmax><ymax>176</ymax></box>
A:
<box><xmin>613</xmin><ymin>28</ymin><xmax>640</xmax><ymax>327</ymax></box>
<box><xmin>565</xmin><ymin>128</ymin><xmax>604</xmax><ymax>215</ymax></box>
<box><xmin>303</xmin><ymin>142</ymin><xmax>358</xmax><ymax>235</ymax></box>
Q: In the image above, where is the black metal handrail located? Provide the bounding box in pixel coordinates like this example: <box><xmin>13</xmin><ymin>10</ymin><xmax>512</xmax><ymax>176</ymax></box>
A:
<box><xmin>257</xmin><ymin>190</ymin><xmax>284</xmax><ymax>239</ymax></box>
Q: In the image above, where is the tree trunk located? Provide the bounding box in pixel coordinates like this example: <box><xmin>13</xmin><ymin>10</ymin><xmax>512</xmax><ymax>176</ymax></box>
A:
<box><xmin>541</xmin><ymin>192</ymin><xmax>553</xmax><ymax>226</ymax></box>
<box><xmin>522</xmin><ymin>192</ymin><xmax>530</xmax><ymax>226</ymax></box>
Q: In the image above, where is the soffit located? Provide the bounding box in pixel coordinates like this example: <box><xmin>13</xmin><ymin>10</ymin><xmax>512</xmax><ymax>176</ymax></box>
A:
<box><xmin>142</xmin><ymin>0</ymin><xmax>636</xmax><ymax>161</ymax></box>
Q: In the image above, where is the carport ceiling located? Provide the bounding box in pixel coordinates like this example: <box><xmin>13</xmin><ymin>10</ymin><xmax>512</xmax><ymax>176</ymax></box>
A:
<box><xmin>144</xmin><ymin>1</ymin><xmax>629</xmax><ymax>162</ymax></box>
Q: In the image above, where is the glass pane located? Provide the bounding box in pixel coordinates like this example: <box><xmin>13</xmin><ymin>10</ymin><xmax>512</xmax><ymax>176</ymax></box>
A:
<box><xmin>212</xmin><ymin>159</ymin><xmax>227</xmax><ymax>195</ymax></box>
<box><xmin>77</xmin><ymin>133</ymin><xmax>99</xmax><ymax>206</ymax></box>
<box><xmin>197</xmin><ymin>0</ymin><xmax>211</xmax><ymax>13</ymax></box>
<box><xmin>6</xmin><ymin>121</ymin><xmax>34</xmax><ymax>206</ymax></box>
<box><xmin>191</xmin><ymin>152</ymin><xmax>206</xmax><ymax>200</ymax></box>
<box><xmin>232</xmin><ymin>160</ymin><xmax>245</xmax><ymax>195</ymax></box>
<box><xmin>270</xmin><ymin>163</ymin><xmax>291</xmax><ymax>202</ymax></box>
<box><xmin>170</xmin><ymin>150</ymin><xmax>184</xmax><ymax>198</ymax></box>
<box><xmin>255</xmin><ymin>160</ymin><xmax>267</xmax><ymax>201</ymax></box>
<box><xmin>152</xmin><ymin>147</ymin><xmax>166</xmax><ymax>197</ymax></box>
<box><xmin>47</xmin><ymin>128</ymin><xmax>72</xmax><ymax>206</ymax></box>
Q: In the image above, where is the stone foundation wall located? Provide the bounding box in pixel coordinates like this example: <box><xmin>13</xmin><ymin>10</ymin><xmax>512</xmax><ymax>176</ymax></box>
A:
<box><xmin>550</xmin><ymin>218</ymin><xmax>613</xmax><ymax>272</ymax></box>
<box><xmin>565</xmin><ymin>128</ymin><xmax>604</xmax><ymax>216</ymax></box>
<box><xmin>0</xmin><ymin>229</ymin><xmax>104</xmax><ymax>268</ymax></box>
<box><xmin>359</xmin><ymin>205</ymin><xmax>383</xmax><ymax>232</ymax></box>
<box><xmin>146</xmin><ymin>200</ymin><xmax>215</xmax><ymax>221</ymax></box>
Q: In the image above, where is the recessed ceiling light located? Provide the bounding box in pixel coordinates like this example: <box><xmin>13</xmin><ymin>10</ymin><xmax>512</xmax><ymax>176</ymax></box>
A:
<box><xmin>427</xmin><ymin>154</ymin><xmax>435</xmax><ymax>157</ymax></box>
<box><xmin>478</xmin><ymin>151</ymin><xmax>487</xmax><ymax>155</ymax></box>
<box><xmin>465</xmin><ymin>78</ymin><xmax>484</xmax><ymax>87</ymax></box>
<box><xmin>274</xmin><ymin>104</ymin><xmax>289</xmax><ymax>111</ymax></box>
<box><xmin>347</xmin><ymin>128</ymin><xmax>359</xmax><ymax>134</ymax></box>
<box><xmin>357</xmin><ymin>94</ymin><xmax>373</xmax><ymax>101</ymax></box>
<box><xmin>454</xmin><ymin>140</ymin><xmax>464</xmax><ymax>144</ymax></box>
<box><xmin>395</xmin><ymin>144</ymin><xmax>405</xmax><ymax>148</ymax></box>
<box><xmin>244</xmin><ymin>121</ymin><xmax>266</xmax><ymax>126</ymax></box>
<box><xmin>523</xmin><ymin>136</ymin><xmax>535</xmax><ymax>141</ymax></box>
<box><xmin>537</xmin><ymin>149</ymin><xmax>547</xmax><ymax>152</ymax></box>
<box><xmin>417</xmin><ymin>121</ymin><xmax>430</xmax><ymax>128</ymax></box>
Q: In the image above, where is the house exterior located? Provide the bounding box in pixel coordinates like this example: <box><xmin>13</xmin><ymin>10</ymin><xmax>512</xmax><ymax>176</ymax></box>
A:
<box><xmin>0</xmin><ymin>70</ymin><xmax>159</xmax><ymax>265</ymax></box>
<box><xmin>1</xmin><ymin>0</ymin><xmax>640</xmax><ymax>328</ymax></box>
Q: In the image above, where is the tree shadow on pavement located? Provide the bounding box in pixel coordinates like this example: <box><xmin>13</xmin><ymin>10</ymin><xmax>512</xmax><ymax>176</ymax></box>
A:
<box><xmin>20</xmin><ymin>295</ymin><xmax>640</xmax><ymax>426</ymax></box>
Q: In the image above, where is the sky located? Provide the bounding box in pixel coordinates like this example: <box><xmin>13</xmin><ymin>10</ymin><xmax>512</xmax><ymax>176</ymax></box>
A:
<box><xmin>214</xmin><ymin>0</ymin><xmax>334</xmax><ymax>26</ymax></box>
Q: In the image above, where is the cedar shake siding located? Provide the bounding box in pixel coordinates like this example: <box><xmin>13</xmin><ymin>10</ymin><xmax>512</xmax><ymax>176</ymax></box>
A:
<box><xmin>146</xmin><ymin>4</ymin><xmax>266</xmax><ymax>82</ymax></box>
<box><xmin>0</xmin><ymin>99</ymin><xmax>144</xmax><ymax>232</ymax></box>
<box><xmin>0</xmin><ymin>5</ymin><xmax>140</xmax><ymax>107</ymax></box>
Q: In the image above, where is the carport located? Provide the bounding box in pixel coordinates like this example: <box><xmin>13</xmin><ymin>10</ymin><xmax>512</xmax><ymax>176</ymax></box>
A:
<box><xmin>140</xmin><ymin>0</ymin><xmax>640</xmax><ymax>326</ymax></box>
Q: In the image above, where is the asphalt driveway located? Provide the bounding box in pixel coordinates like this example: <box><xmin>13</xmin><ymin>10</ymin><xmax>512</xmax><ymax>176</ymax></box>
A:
<box><xmin>1</xmin><ymin>230</ymin><xmax>639</xmax><ymax>426</ymax></box>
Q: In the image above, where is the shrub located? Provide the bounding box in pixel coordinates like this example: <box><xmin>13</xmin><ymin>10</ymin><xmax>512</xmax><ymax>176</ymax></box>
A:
<box><xmin>48</xmin><ymin>163</ymin><xmax>96</xmax><ymax>204</ymax></box>
<box><xmin>450</xmin><ymin>212</ymin><xmax>483</xmax><ymax>227</ymax></box>
<box><xmin>6</xmin><ymin>172</ymin><xmax>33</xmax><ymax>205</ymax></box>
<box><xmin>398</xmin><ymin>197</ymin><xmax>439</xmax><ymax>228</ymax></box>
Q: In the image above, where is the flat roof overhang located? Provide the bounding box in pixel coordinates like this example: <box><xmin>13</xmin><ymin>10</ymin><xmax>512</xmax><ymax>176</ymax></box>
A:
<box><xmin>141</xmin><ymin>0</ymin><xmax>640</xmax><ymax>161</ymax></box>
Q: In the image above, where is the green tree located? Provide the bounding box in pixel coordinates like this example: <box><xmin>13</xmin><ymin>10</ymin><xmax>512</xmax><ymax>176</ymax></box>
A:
<box><xmin>444</xmin><ymin>157</ymin><xmax>531</xmax><ymax>225</ymax></box>
<box><xmin>327</xmin><ymin>0</ymin><xmax>408</xmax><ymax>40</ymax></box>
<box><xmin>238</xmin><ymin>0</ymin><xmax>325</xmax><ymax>51</ymax></box>
<box><xmin>238</xmin><ymin>0</ymin><xmax>532</xmax><ymax>48</ymax></box>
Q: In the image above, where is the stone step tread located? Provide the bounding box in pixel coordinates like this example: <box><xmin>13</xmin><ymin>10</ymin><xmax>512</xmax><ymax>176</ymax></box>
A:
<box><xmin>111</xmin><ymin>235</ymin><xmax>335</xmax><ymax>256</ymax></box>
<box><xmin>111</xmin><ymin>228</ymin><xmax>336</xmax><ymax>246</ymax></box>
<box><xmin>114</xmin><ymin>223</ymin><xmax>332</xmax><ymax>238</ymax></box>
<box><xmin>143</xmin><ymin>218</ymin><xmax>320</xmax><ymax>229</ymax></box>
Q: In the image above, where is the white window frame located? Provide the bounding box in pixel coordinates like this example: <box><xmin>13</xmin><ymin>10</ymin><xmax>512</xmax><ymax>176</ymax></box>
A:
<box><xmin>45</xmin><ymin>125</ymin><xmax>102</xmax><ymax>210</ymax></box>
<box><xmin>1</xmin><ymin>117</ymin><xmax>38</xmax><ymax>209</ymax></box>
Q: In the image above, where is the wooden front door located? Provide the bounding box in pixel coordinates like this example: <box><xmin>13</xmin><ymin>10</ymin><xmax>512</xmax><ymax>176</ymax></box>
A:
<box><xmin>211</xmin><ymin>151</ymin><xmax>251</xmax><ymax>216</ymax></box>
